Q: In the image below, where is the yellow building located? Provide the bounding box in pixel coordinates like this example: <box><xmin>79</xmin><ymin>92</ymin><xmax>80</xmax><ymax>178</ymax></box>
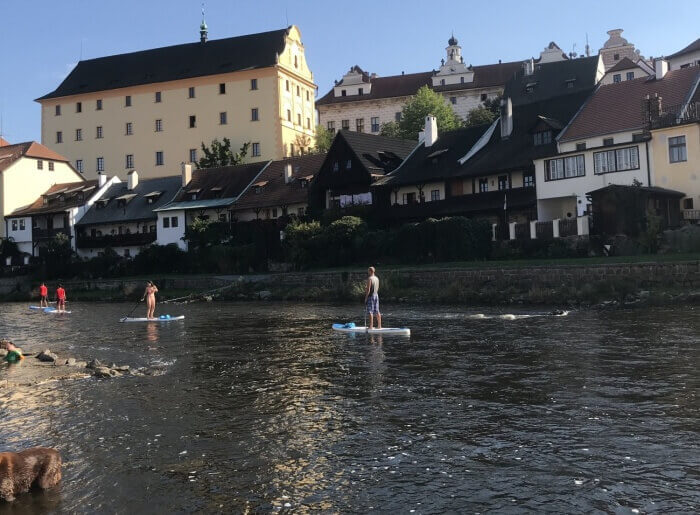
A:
<box><xmin>37</xmin><ymin>24</ymin><xmax>316</xmax><ymax>180</ymax></box>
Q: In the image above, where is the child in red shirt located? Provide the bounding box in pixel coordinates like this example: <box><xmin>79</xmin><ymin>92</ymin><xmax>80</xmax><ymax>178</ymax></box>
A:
<box><xmin>39</xmin><ymin>283</ymin><xmax>49</xmax><ymax>307</ymax></box>
<box><xmin>56</xmin><ymin>285</ymin><xmax>67</xmax><ymax>312</ymax></box>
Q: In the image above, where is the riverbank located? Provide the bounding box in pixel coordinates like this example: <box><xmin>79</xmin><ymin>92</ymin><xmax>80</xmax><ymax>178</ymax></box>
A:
<box><xmin>2</xmin><ymin>254</ymin><xmax>700</xmax><ymax>307</ymax></box>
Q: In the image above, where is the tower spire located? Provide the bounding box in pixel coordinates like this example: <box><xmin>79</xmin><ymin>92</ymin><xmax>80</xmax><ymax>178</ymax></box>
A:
<box><xmin>199</xmin><ymin>3</ymin><xmax>208</xmax><ymax>43</ymax></box>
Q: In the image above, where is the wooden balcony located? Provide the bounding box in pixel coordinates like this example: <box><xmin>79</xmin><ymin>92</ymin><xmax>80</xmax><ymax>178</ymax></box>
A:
<box><xmin>76</xmin><ymin>232</ymin><xmax>157</xmax><ymax>249</ymax></box>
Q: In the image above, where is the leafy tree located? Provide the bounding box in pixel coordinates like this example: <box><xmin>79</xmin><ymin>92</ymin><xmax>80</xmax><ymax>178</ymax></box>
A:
<box><xmin>464</xmin><ymin>105</ymin><xmax>497</xmax><ymax>127</ymax></box>
<box><xmin>313</xmin><ymin>125</ymin><xmax>334</xmax><ymax>154</ymax></box>
<box><xmin>197</xmin><ymin>138</ymin><xmax>250</xmax><ymax>169</ymax></box>
<box><xmin>395</xmin><ymin>86</ymin><xmax>463</xmax><ymax>140</ymax></box>
<box><xmin>379</xmin><ymin>121</ymin><xmax>402</xmax><ymax>138</ymax></box>
<box><xmin>483</xmin><ymin>95</ymin><xmax>503</xmax><ymax>117</ymax></box>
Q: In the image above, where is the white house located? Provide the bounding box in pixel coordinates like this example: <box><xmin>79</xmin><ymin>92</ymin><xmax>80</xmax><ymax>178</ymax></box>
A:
<box><xmin>666</xmin><ymin>38</ymin><xmax>700</xmax><ymax>70</ymax></box>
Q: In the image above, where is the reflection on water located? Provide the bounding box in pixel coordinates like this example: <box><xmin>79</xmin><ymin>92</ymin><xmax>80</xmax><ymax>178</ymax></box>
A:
<box><xmin>0</xmin><ymin>302</ymin><xmax>699</xmax><ymax>513</ymax></box>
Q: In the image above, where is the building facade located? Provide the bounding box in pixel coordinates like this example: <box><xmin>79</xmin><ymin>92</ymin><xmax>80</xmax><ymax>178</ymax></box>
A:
<box><xmin>666</xmin><ymin>38</ymin><xmax>700</xmax><ymax>70</ymax></box>
<box><xmin>37</xmin><ymin>25</ymin><xmax>316</xmax><ymax>180</ymax></box>
<box><xmin>598</xmin><ymin>29</ymin><xmax>651</xmax><ymax>72</ymax></box>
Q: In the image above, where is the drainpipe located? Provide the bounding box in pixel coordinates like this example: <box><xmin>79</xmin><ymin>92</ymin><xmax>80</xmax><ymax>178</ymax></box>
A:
<box><xmin>645</xmin><ymin>140</ymin><xmax>651</xmax><ymax>186</ymax></box>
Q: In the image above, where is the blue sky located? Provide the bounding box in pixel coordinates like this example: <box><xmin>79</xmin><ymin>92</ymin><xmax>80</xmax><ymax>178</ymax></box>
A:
<box><xmin>1</xmin><ymin>0</ymin><xmax>698</xmax><ymax>143</ymax></box>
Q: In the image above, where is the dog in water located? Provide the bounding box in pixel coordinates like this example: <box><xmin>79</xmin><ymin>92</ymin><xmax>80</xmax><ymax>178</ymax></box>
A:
<box><xmin>0</xmin><ymin>448</ymin><xmax>61</xmax><ymax>502</ymax></box>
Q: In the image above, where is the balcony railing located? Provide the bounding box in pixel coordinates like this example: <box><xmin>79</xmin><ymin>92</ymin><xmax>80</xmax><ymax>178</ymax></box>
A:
<box><xmin>683</xmin><ymin>209</ymin><xmax>700</xmax><ymax>221</ymax></box>
<box><xmin>32</xmin><ymin>228</ymin><xmax>71</xmax><ymax>239</ymax></box>
<box><xmin>648</xmin><ymin>101</ymin><xmax>700</xmax><ymax>130</ymax></box>
<box><xmin>76</xmin><ymin>232</ymin><xmax>157</xmax><ymax>249</ymax></box>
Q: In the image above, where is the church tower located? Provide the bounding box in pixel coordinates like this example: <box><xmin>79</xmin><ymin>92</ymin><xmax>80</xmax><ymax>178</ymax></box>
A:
<box><xmin>432</xmin><ymin>34</ymin><xmax>474</xmax><ymax>87</ymax></box>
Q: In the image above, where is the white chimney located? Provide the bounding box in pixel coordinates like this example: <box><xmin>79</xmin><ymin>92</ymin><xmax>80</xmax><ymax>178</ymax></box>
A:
<box><xmin>424</xmin><ymin>115</ymin><xmax>438</xmax><ymax>147</ymax></box>
<box><xmin>418</xmin><ymin>130</ymin><xmax>425</xmax><ymax>143</ymax></box>
<box><xmin>181</xmin><ymin>162</ymin><xmax>192</xmax><ymax>187</ymax></box>
<box><xmin>97</xmin><ymin>172</ymin><xmax>107</xmax><ymax>187</ymax></box>
<box><xmin>284</xmin><ymin>162</ymin><xmax>293</xmax><ymax>184</ymax></box>
<box><xmin>654</xmin><ymin>58</ymin><xmax>668</xmax><ymax>80</ymax></box>
<box><xmin>127</xmin><ymin>170</ymin><xmax>139</xmax><ymax>190</ymax></box>
<box><xmin>523</xmin><ymin>58</ymin><xmax>535</xmax><ymax>75</ymax></box>
<box><xmin>500</xmin><ymin>97</ymin><xmax>513</xmax><ymax>139</ymax></box>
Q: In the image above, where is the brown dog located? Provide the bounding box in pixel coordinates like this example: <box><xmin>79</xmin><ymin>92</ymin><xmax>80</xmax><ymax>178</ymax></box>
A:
<box><xmin>0</xmin><ymin>447</ymin><xmax>61</xmax><ymax>502</ymax></box>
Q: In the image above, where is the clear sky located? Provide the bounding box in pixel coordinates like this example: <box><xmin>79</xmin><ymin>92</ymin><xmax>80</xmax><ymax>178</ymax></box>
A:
<box><xmin>1</xmin><ymin>0</ymin><xmax>698</xmax><ymax>143</ymax></box>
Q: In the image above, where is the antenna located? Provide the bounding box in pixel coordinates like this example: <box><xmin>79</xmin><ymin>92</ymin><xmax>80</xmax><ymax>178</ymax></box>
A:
<box><xmin>585</xmin><ymin>33</ymin><xmax>590</xmax><ymax>57</ymax></box>
<box><xmin>285</xmin><ymin>7</ymin><xmax>289</xmax><ymax>26</ymax></box>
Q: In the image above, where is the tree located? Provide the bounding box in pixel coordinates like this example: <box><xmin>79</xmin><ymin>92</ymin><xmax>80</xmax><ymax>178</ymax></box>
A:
<box><xmin>197</xmin><ymin>138</ymin><xmax>250</xmax><ymax>169</ymax></box>
<box><xmin>483</xmin><ymin>95</ymin><xmax>502</xmax><ymax>117</ymax></box>
<box><xmin>464</xmin><ymin>105</ymin><xmax>497</xmax><ymax>127</ymax></box>
<box><xmin>395</xmin><ymin>86</ymin><xmax>463</xmax><ymax>140</ymax></box>
<box><xmin>379</xmin><ymin>121</ymin><xmax>402</xmax><ymax>138</ymax></box>
<box><xmin>313</xmin><ymin>125</ymin><xmax>334</xmax><ymax>154</ymax></box>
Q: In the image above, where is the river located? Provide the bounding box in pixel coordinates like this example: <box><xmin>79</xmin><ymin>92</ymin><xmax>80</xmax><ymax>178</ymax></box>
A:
<box><xmin>0</xmin><ymin>302</ymin><xmax>698</xmax><ymax>513</ymax></box>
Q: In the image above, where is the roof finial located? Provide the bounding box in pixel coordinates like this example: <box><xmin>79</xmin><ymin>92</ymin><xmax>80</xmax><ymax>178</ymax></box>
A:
<box><xmin>200</xmin><ymin>3</ymin><xmax>208</xmax><ymax>43</ymax></box>
<box><xmin>448</xmin><ymin>31</ymin><xmax>458</xmax><ymax>47</ymax></box>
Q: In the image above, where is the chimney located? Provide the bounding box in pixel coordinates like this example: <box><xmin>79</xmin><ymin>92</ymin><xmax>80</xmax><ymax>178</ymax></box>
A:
<box><xmin>97</xmin><ymin>171</ymin><xmax>107</xmax><ymax>187</ymax></box>
<box><xmin>500</xmin><ymin>97</ymin><xmax>513</xmax><ymax>139</ymax></box>
<box><xmin>181</xmin><ymin>162</ymin><xmax>192</xmax><ymax>187</ymax></box>
<box><xmin>127</xmin><ymin>170</ymin><xmax>138</xmax><ymax>190</ymax></box>
<box><xmin>654</xmin><ymin>58</ymin><xmax>668</xmax><ymax>80</ymax></box>
<box><xmin>424</xmin><ymin>115</ymin><xmax>438</xmax><ymax>147</ymax></box>
<box><xmin>523</xmin><ymin>58</ymin><xmax>534</xmax><ymax>75</ymax></box>
<box><xmin>284</xmin><ymin>162</ymin><xmax>293</xmax><ymax>184</ymax></box>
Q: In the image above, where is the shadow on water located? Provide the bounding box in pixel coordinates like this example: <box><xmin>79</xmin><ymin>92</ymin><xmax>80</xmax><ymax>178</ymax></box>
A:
<box><xmin>1</xmin><ymin>302</ymin><xmax>699</xmax><ymax>513</ymax></box>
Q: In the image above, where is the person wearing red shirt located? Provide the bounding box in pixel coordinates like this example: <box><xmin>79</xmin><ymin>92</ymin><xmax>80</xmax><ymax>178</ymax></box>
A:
<box><xmin>39</xmin><ymin>283</ymin><xmax>49</xmax><ymax>308</ymax></box>
<box><xmin>56</xmin><ymin>285</ymin><xmax>67</xmax><ymax>312</ymax></box>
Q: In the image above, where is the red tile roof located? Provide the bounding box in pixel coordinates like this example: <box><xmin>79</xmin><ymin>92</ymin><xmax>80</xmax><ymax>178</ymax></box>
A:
<box><xmin>10</xmin><ymin>180</ymin><xmax>98</xmax><ymax>216</ymax></box>
<box><xmin>0</xmin><ymin>137</ymin><xmax>9</xmax><ymax>147</ymax></box>
<box><xmin>0</xmin><ymin>141</ymin><xmax>70</xmax><ymax>173</ymax></box>
<box><xmin>559</xmin><ymin>67</ymin><xmax>700</xmax><ymax>142</ymax></box>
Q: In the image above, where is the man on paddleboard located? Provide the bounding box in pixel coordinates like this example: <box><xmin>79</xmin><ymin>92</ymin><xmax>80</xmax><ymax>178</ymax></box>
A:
<box><xmin>39</xmin><ymin>283</ymin><xmax>49</xmax><ymax>307</ymax></box>
<box><xmin>56</xmin><ymin>284</ymin><xmax>67</xmax><ymax>312</ymax></box>
<box><xmin>365</xmin><ymin>267</ymin><xmax>382</xmax><ymax>330</ymax></box>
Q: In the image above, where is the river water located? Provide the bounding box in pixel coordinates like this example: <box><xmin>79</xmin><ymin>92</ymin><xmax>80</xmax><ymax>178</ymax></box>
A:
<box><xmin>0</xmin><ymin>302</ymin><xmax>698</xmax><ymax>513</ymax></box>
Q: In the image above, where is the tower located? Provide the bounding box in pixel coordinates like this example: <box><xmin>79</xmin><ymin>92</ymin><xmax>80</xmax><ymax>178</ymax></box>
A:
<box><xmin>199</xmin><ymin>5</ymin><xmax>208</xmax><ymax>43</ymax></box>
<box><xmin>432</xmin><ymin>33</ymin><xmax>473</xmax><ymax>87</ymax></box>
<box><xmin>446</xmin><ymin>33</ymin><xmax>463</xmax><ymax>65</ymax></box>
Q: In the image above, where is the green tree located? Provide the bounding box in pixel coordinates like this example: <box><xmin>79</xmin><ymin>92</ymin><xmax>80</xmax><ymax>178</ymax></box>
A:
<box><xmin>313</xmin><ymin>125</ymin><xmax>334</xmax><ymax>154</ymax></box>
<box><xmin>197</xmin><ymin>138</ymin><xmax>250</xmax><ymax>169</ymax></box>
<box><xmin>379</xmin><ymin>121</ymin><xmax>402</xmax><ymax>138</ymax></box>
<box><xmin>464</xmin><ymin>105</ymin><xmax>497</xmax><ymax>127</ymax></box>
<box><xmin>483</xmin><ymin>95</ymin><xmax>503</xmax><ymax>117</ymax></box>
<box><xmin>396</xmin><ymin>86</ymin><xmax>463</xmax><ymax>140</ymax></box>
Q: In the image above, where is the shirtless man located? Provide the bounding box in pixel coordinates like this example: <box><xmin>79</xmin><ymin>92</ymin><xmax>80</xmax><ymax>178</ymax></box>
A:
<box><xmin>364</xmin><ymin>266</ymin><xmax>382</xmax><ymax>330</ymax></box>
<box><xmin>142</xmin><ymin>281</ymin><xmax>159</xmax><ymax>319</ymax></box>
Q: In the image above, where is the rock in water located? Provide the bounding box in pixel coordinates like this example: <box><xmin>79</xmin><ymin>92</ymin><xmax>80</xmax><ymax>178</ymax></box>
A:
<box><xmin>86</xmin><ymin>359</ymin><xmax>104</xmax><ymax>369</ymax></box>
<box><xmin>94</xmin><ymin>367</ymin><xmax>118</xmax><ymax>379</ymax></box>
<box><xmin>37</xmin><ymin>350</ymin><xmax>58</xmax><ymax>363</ymax></box>
<box><xmin>65</xmin><ymin>358</ymin><xmax>77</xmax><ymax>366</ymax></box>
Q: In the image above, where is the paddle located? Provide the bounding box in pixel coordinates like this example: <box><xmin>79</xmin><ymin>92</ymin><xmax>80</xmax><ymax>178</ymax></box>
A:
<box><xmin>120</xmin><ymin>298</ymin><xmax>143</xmax><ymax>322</ymax></box>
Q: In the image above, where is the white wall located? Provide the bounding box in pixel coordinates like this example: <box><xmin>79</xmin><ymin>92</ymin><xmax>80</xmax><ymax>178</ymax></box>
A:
<box><xmin>156</xmin><ymin>211</ymin><xmax>187</xmax><ymax>250</ymax></box>
<box><xmin>391</xmin><ymin>182</ymin><xmax>446</xmax><ymax>205</ymax></box>
<box><xmin>668</xmin><ymin>50</ymin><xmax>700</xmax><ymax>70</ymax></box>
<box><xmin>5</xmin><ymin>216</ymin><xmax>32</xmax><ymax>245</ymax></box>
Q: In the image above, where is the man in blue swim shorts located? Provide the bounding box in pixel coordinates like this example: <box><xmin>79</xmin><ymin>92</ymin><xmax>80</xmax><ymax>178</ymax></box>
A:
<box><xmin>364</xmin><ymin>266</ymin><xmax>382</xmax><ymax>330</ymax></box>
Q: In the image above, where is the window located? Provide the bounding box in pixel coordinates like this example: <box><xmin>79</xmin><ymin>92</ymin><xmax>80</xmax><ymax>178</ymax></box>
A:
<box><xmin>19</xmin><ymin>219</ymin><xmax>25</xmax><ymax>230</ymax></box>
<box><xmin>125</xmin><ymin>95</ymin><xmax>132</xmax><ymax>107</ymax></box>
<box><xmin>163</xmin><ymin>217</ymin><xmax>170</xmax><ymax>228</ymax></box>
<box><xmin>76</xmin><ymin>102</ymin><xmax>82</xmax><ymax>113</ymax></box>
<box><xmin>346</xmin><ymin>159</ymin><xmax>352</xmax><ymax>169</ymax></box>
<box><xmin>189</xmin><ymin>148</ymin><xmax>197</xmax><ymax>163</ymax></box>
<box><xmin>188</xmin><ymin>87</ymin><xmax>195</xmax><ymax>98</ymax></box>
<box><xmin>171</xmin><ymin>217</ymin><xmax>179</xmax><ymax>229</ymax></box>
<box><xmin>626</xmin><ymin>71</ymin><xmax>635</xmax><ymax>81</ymax></box>
<box><xmin>294</xmin><ymin>55</ymin><xmax>298</xmax><ymax>68</ymax></box>
<box><xmin>356</xmin><ymin>118</ymin><xmax>364</xmax><ymax>133</ymax></box>
<box><xmin>341</xmin><ymin>89</ymin><xmax>347</xmax><ymax>96</ymax></box>
<box><xmin>371</xmin><ymin>117</ymin><xmax>380</xmax><ymax>132</ymax></box>
<box><xmin>297</xmin><ymin>113</ymin><xmax>302</xmax><ymax>126</ymax></box>
<box><xmin>440</xmin><ymin>79</ymin><xmax>446</xmax><ymax>86</ymax></box>
<box><xmin>296</xmin><ymin>85</ymin><xmax>300</xmax><ymax>96</ymax></box>
<box><xmin>272</xmin><ymin>208</ymin><xmax>278</xmax><ymax>218</ymax></box>
<box><xmin>126</xmin><ymin>122</ymin><xmax>133</xmax><ymax>135</ymax></box>
<box><xmin>48</xmin><ymin>161</ymin><xmax>54</xmax><ymax>171</ymax></box>
<box><xmin>342</xmin><ymin>119</ymin><xmax>350</xmax><ymax>130</ymax></box>
<box><xmin>96</xmin><ymin>99</ymin><xmax>102</xmax><ymax>110</ymax></box>
<box><xmin>75</xmin><ymin>128</ymin><xmax>82</xmax><ymax>141</ymax></box>
<box><xmin>460</xmin><ymin>77</ymin><xmax>465</xmax><ymax>84</ymax></box>
<box><xmin>395</xmin><ymin>112</ymin><xmax>402</xmax><ymax>122</ymax></box>
<box><xmin>298</xmin><ymin>207</ymin><xmax>306</xmax><ymax>216</ymax></box>
<box><xmin>603</xmin><ymin>137</ymin><xmax>614</xmax><ymax>146</ymax></box>
<box><xmin>632</xmin><ymin>133</ymin><xmax>646</xmax><ymax>142</ymax></box>
<box><xmin>124</xmin><ymin>249</ymin><xmax>131</xmax><ymax>258</ymax></box>
<box><xmin>189</xmin><ymin>115</ymin><xmax>196</xmax><ymax>128</ymax></box>
<box><xmin>155</xmin><ymin>91</ymin><xmax>161</xmax><ymax>103</ymax></box>
<box><xmin>524</xmin><ymin>174</ymin><xmax>534</xmax><ymax>188</ymax></box>
<box><xmin>403</xmin><ymin>192</ymin><xmax>416</xmax><ymax>204</ymax></box>
<box><xmin>498</xmin><ymin>175</ymin><xmax>508</xmax><ymax>190</ymax></box>
<box><xmin>287</xmin><ymin>109</ymin><xmax>292</xmax><ymax>122</ymax></box>
<box><xmin>251</xmin><ymin>108</ymin><xmax>259</xmax><ymax>121</ymax></box>
<box><xmin>358</xmin><ymin>87</ymin><xmax>363</xmax><ymax>95</ymax></box>
<box><xmin>286</xmin><ymin>80</ymin><xmax>290</xmax><ymax>92</ymax></box>
<box><xmin>669</xmin><ymin>136</ymin><xmax>687</xmax><ymax>163</ymax></box>
<box><xmin>96</xmin><ymin>126</ymin><xmax>103</xmax><ymax>139</ymax></box>
<box><xmin>545</xmin><ymin>154</ymin><xmax>586</xmax><ymax>180</ymax></box>
<box><xmin>56</xmin><ymin>131</ymin><xmax>63</xmax><ymax>144</ymax></box>
<box><xmin>124</xmin><ymin>154</ymin><xmax>133</xmax><ymax>169</ymax></box>
<box><xmin>37</xmin><ymin>160</ymin><xmax>43</xmax><ymax>170</ymax></box>
<box><xmin>327</xmin><ymin>121</ymin><xmax>336</xmax><ymax>134</ymax></box>
<box><xmin>97</xmin><ymin>157</ymin><xmax>104</xmax><ymax>172</ymax></box>
<box><xmin>479</xmin><ymin>178</ymin><xmax>488</xmax><ymax>193</ymax></box>
<box><xmin>220</xmin><ymin>112</ymin><xmax>227</xmax><ymax>125</ymax></box>
<box><xmin>155</xmin><ymin>151</ymin><xmax>164</xmax><ymax>166</ymax></box>
<box><xmin>683</xmin><ymin>198</ymin><xmax>694</xmax><ymax>210</ymax></box>
<box><xmin>576</xmin><ymin>142</ymin><xmax>587</xmax><ymax>151</ymax></box>
<box><xmin>155</xmin><ymin>119</ymin><xmax>163</xmax><ymax>132</ymax></box>
<box><xmin>613</xmin><ymin>53</ymin><xmax>620</xmax><ymax>60</ymax></box>
<box><xmin>76</xmin><ymin>159</ymin><xmax>83</xmax><ymax>173</ymax></box>
<box><xmin>593</xmin><ymin>147</ymin><xmax>640</xmax><ymax>174</ymax></box>
<box><xmin>333</xmin><ymin>161</ymin><xmax>339</xmax><ymax>172</ymax></box>
<box><xmin>450</xmin><ymin>96</ymin><xmax>457</xmax><ymax>105</ymax></box>
<box><xmin>533</xmin><ymin>131</ymin><xmax>552</xmax><ymax>146</ymax></box>
<box><xmin>613</xmin><ymin>74</ymin><xmax>621</xmax><ymax>83</ymax></box>
<box><xmin>252</xmin><ymin>142</ymin><xmax>260</xmax><ymax>157</ymax></box>
<box><xmin>431</xmin><ymin>189</ymin><xmax>440</xmax><ymax>201</ymax></box>
<box><xmin>251</xmin><ymin>78</ymin><xmax>258</xmax><ymax>90</ymax></box>
<box><xmin>219</xmin><ymin>83</ymin><xmax>226</xmax><ymax>94</ymax></box>
<box><xmin>55</xmin><ymin>105</ymin><xmax>61</xmax><ymax>116</ymax></box>
<box><xmin>11</xmin><ymin>220</ymin><xmax>17</xmax><ymax>231</ymax></box>
<box><xmin>306</xmin><ymin>90</ymin><xmax>310</xmax><ymax>101</ymax></box>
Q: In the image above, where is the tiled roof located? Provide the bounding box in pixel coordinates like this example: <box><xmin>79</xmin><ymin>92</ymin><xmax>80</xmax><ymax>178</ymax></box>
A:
<box><xmin>0</xmin><ymin>141</ymin><xmax>71</xmax><ymax>172</ymax></box>
<box><xmin>587</xmin><ymin>184</ymin><xmax>685</xmax><ymax>197</ymax></box>
<box><xmin>606</xmin><ymin>57</ymin><xmax>642</xmax><ymax>73</ymax></box>
<box><xmin>76</xmin><ymin>176</ymin><xmax>182</xmax><ymax>226</ymax></box>
<box><xmin>233</xmin><ymin>153</ymin><xmax>326</xmax><ymax>211</ymax></box>
<box><xmin>559</xmin><ymin>66</ymin><xmax>700</xmax><ymax>142</ymax></box>
<box><xmin>10</xmin><ymin>180</ymin><xmax>98</xmax><ymax>216</ymax></box>
<box><xmin>666</xmin><ymin>38</ymin><xmax>700</xmax><ymax>59</ymax></box>
<box><xmin>0</xmin><ymin>137</ymin><xmax>9</xmax><ymax>147</ymax></box>
<box><xmin>38</xmin><ymin>28</ymin><xmax>290</xmax><ymax>100</ymax></box>
<box><xmin>316</xmin><ymin>61</ymin><xmax>522</xmax><ymax>106</ymax></box>
<box><xmin>335</xmin><ymin>130</ymin><xmax>417</xmax><ymax>173</ymax></box>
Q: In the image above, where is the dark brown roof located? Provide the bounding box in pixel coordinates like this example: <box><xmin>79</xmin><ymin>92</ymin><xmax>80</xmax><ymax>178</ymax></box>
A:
<box><xmin>0</xmin><ymin>141</ymin><xmax>72</xmax><ymax>173</ymax></box>
<box><xmin>171</xmin><ymin>161</ymin><xmax>269</xmax><ymax>202</ymax></box>
<box><xmin>338</xmin><ymin>130</ymin><xmax>417</xmax><ymax>172</ymax></box>
<box><xmin>316</xmin><ymin>61</ymin><xmax>522</xmax><ymax>106</ymax></box>
<box><xmin>667</xmin><ymin>38</ymin><xmax>700</xmax><ymax>59</ymax></box>
<box><xmin>10</xmin><ymin>180</ymin><xmax>98</xmax><ymax>217</ymax></box>
<box><xmin>233</xmin><ymin>153</ymin><xmax>326</xmax><ymax>211</ymax></box>
<box><xmin>607</xmin><ymin>57</ymin><xmax>643</xmax><ymax>73</ymax></box>
<box><xmin>559</xmin><ymin>66</ymin><xmax>700</xmax><ymax>142</ymax></box>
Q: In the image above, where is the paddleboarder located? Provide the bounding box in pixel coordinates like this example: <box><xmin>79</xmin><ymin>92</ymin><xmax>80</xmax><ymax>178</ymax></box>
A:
<box><xmin>39</xmin><ymin>283</ymin><xmax>49</xmax><ymax>308</ymax></box>
<box><xmin>365</xmin><ymin>266</ymin><xmax>382</xmax><ymax>330</ymax></box>
<box><xmin>142</xmin><ymin>281</ymin><xmax>159</xmax><ymax>320</ymax></box>
<box><xmin>56</xmin><ymin>284</ymin><xmax>67</xmax><ymax>312</ymax></box>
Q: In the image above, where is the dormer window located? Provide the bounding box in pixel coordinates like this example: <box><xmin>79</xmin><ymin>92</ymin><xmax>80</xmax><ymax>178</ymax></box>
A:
<box><xmin>300</xmin><ymin>180</ymin><xmax>308</xmax><ymax>188</ymax></box>
<box><xmin>333</xmin><ymin>162</ymin><xmax>339</xmax><ymax>172</ymax></box>
<box><xmin>525</xmin><ymin>82</ymin><xmax>537</xmax><ymax>93</ymax></box>
<box><xmin>565</xmin><ymin>78</ymin><xmax>576</xmax><ymax>88</ymax></box>
<box><xmin>58</xmin><ymin>194</ymin><xmax>65</xmax><ymax>202</ymax></box>
<box><xmin>533</xmin><ymin>131</ymin><xmax>552</xmax><ymax>146</ymax></box>
<box><xmin>210</xmin><ymin>186</ymin><xmax>223</xmax><ymax>198</ymax></box>
<box><xmin>252</xmin><ymin>181</ymin><xmax>268</xmax><ymax>194</ymax></box>
<box><xmin>43</xmin><ymin>196</ymin><xmax>48</xmax><ymax>206</ymax></box>
<box><xmin>346</xmin><ymin>159</ymin><xmax>352</xmax><ymax>170</ymax></box>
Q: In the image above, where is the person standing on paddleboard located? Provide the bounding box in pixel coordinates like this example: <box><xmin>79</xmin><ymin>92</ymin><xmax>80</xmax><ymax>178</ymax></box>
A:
<box><xmin>142</xmin><ymin>281</ymin><xmax>159</xmax><ymax>320</ymax></box>
<box><xmin>365</xmin><ymin>267</ymin><xmax>382</xmax><ymax>330</ymax></box>
<box><xmin>56</xmin><ymin>284</ymin><xmax>67</xmax><ymax>312</ymax></box>
<box><xmin>39</xmin><ymin>283</ymin><xmax>49</xmax><ymax>307</ymax></box>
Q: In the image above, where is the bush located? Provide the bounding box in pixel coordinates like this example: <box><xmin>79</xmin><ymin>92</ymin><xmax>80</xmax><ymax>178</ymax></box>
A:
<box><xmin>131</xmin><ymin>244</ymin><xmax>189</xmax><ymax>275</ymax></box>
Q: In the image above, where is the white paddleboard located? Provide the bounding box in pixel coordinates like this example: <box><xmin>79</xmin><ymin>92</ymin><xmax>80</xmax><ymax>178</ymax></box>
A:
<box><xmin>46</xmin><ymin>309</ymin><xmax>71</xmax><ymax>314</ymax></box>
<box><xmin>332</xmin><ymin>324</ymin><xmax>410</xmax><ymax>336</ymax></box>
<box><xmin>120</xmin><ymin>315</ymin><xmax>185</xmax><ymax>323</ymax></box>
<box><xmin>30</xmin><ymin>306</ymin><xmax>70</xmax><ymax>314</ymax></box>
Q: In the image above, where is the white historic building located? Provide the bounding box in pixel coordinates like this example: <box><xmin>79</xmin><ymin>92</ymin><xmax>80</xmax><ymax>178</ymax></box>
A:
<box><xmin>598</xmin><ymin>29</ymin><xmax>651</xmax><ymax>72</ymax></box>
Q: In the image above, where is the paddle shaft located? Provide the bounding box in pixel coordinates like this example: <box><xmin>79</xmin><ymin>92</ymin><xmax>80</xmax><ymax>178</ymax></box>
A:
<box><xmin>124</xmin><ymin>298</ymin><xmax>143</xmax><ymax>319</ymax></box>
